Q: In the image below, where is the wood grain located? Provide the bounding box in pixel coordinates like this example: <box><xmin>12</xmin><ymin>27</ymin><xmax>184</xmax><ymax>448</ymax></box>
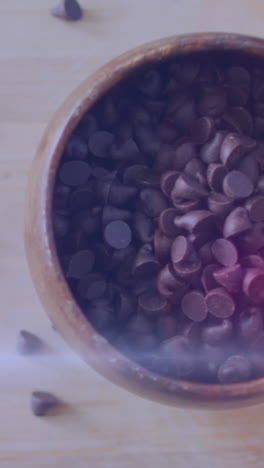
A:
<box><xmin>1</xmin><ymin>1</ymin><xmax>264</xmax><ymax>466</ymax></box>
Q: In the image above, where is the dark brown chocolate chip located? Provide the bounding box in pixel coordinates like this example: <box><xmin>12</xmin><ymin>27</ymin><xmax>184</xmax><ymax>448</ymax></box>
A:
<box><xmin>87</xmin><ymin>299</ymin><xmax>114</xmax><ymax>330</ymax></box>
<box><xmin>223</xmin><ymin>207</ymin><xmax>251</xmax><ymax>238</ymax></box>
<box><xmin>245</xmin><ymin>196</ymin><xmax>264</xmax><ymax>222</ymax></box>
<box><xmin>96</xmin><ymin>172</ymin><xmax>116</xmax><ymax>204</ymax></box>
<box><xmin>161</xmin><ymin>336</ymin><xmax>193</xmax><ymax>378</ymax></box>
<box><xmin>123</xmin><ymin>164</ymin><xmax>149</xmax><ymax>187</ymax></box>
<box><xmin>202</xmin><ymin>319</ymin><xmax>233</xmax><ymax>346</ymax></box>
<box><xmin>225</xmin><ymin>84</ymin><xmax>250</xmax><ymax>107</ymax></box>
<box><xmin>156</xmin><ymin>315</ymin><xmax>177</xmax><ymax>340</ymax></box>
<box><xmin>243</xmin><ymin>268</ymin><xmax>264</xmax><ymax>304</ymax></box>
<box><xmin>236</xmin><ymin>222</ymin><xmax>264</xmax><ymax>253</ymax></box>
<box><xmin>257</xmin><ymin>175</ymin><xmax>264</xmax><ymax>194</ymax></box>
<box><xmin>198</xmin><ymin>241</ymin><xmax>214</xmax><ymax>264</ymax></box>
<box><xmin>133</xmin><ymin>211</ymin><xmax>154</xmax><ymax>243</ymax></box>
<box><xmin>217</xmin><ymin>355</ymin><xmax>251</xmax><ymax>383</ymax></box>
<box><xmin>213</xmin><ymin>264</ymin><xmax>242</xmax><ymax>293</ymax></box>
<box><xmin>173</xmin><ymin>142</ymin><xmax>196</xmax><ymax>170</ymax></box>
<box><xmin>189</xmin><ymin>231</ymin><xmax>213</xmax><ymax>249</ymax></box>
<box><xmin>154</xmin><ymin>229</ymin><xmax>174</xmax><ymax>264</ymax></box>
<box><xmin>31</xmin><ymin>391</ymin><xmax>60</xmax><ymax>416</ymax></box>
<box><xmin>205</xmin><ymin>287</ymin><xmax>235</xmax><ymax>318</ymax></box>
<box><xmin>102</xmin><ymin>206</ymin><xmax>131</xmax><ymax>225</ymax></box>
<box><xmin>172</xmin><ymin>198</ymin><xmax>201</xmax><ymax>213</ymax></box>
<box><xmin>67</xmin><ymin>250</ymin><xmax>95</xmax><ymax>278</ymax></box>
<box><xmin>200</xmin><ymin>131</ymin><xmax>225</xmax><ymax>164</ymax></box>
<box><xmin>181</xmin><ymin>291</ymin><xmax>207</xmax><ymax>322</ymax></box>
<box><xmin>241</xmin><ymin>255</ymin><xmax>264</xmax><ymax>269</ymax></box>
<box><xmin>140</xmin><ymin>189</ymin><xmax>168</xmax><ymax>217</ymax></box>
<box><xmin>138</xmin><ymin>290</ymin><xmax>168</xmax><ymax>316</ymax></box>
<box><xmin>238</xmin><ymin>153</ymin><xmax>259</xmax><ymax>185</ymax></box>
<box><xmin>220</xmin><ymin>133</ymin><xmax>246</xmax><ymax>168</ymax></box>
<box><xmin>134</xmin><ymin>126</ymin><xmax>161</xmax><ymax>155</ymax></box>
<box><xmin>158</xmin><ymin>121</ymin><xmax>178</xmax><ymax>143</ymax></box>
<box><xmin>158</xmin><ymin>208</ymin><xmax>178</xmax><ymax>237</ymax></box>
<box><xmin>133</xmin><ymin>244</ymin><xmax>158</xmax><ymax>278</ymax></box>
<box><xmin>78</xmin><ymin>274</ymin><xmax>107</xmax><ymax>300</ymax></box>
<box><xmin>111</xmin><ymin>138</ymin><xmax>141</xmax><ymax>161</ymax></box>
<box><xmin>59</xmin><ymin>161</ymin><xmax>91</xmax><ymax>187</ymax></box>
<box><xmin>237</xmin><ymin>307</ymin><xmax>263</xmax><ymax>344</ymax></box>
<box><xmin>211</xmin><ymin>238</ymin><xmax>238</xmax><ymax>267</ymax></box>
<box><xmin>185</xmin><ymin>158</ymin><xmax>206</xmax><ymax>185</ymax></box>
<box><xmin>160</xmin><ymin>171</ymin><xmax>180</xmax><ymax>197</ymax></box>
<box><xmin>171</xmin><ymin>235</ymin><xmax>192</xmax><ymax>264</ymax></box>
<box><xmin>53</xmin><ymin>214</ymin><xmax>69</xmax><ymax>237</ymax></box>
<box><xmin>223</xmin><ymin>107</ymin><xmax>253</xmax><ymax>136</ymax></box>
<box><xmin>207</xmin><ymin>163</ymin><xmax>227</xmax><ymax>192</ymax></box>
<box><xmin>51</xmin><ymin>0</ymin><xmax>83</xmax><ymax>21</ymax></box>
<box><xmin>171</xmin><ymin>174</ymin><xmax>208</xmax><ymax>201</ymax></box>
<box><xmin>88</xmin><ymin>131</ymin><xmax>114</xmax><ymax>158</ymax></box>
<box><xmin>223</xmin><ymin>170</ymin><xmax>254</xmax><ymax>199</ymax></box>
<box><xmin>198</xmin><ymin>85</ymin><xmax>227</xmax><ymax>117</ymax></box>
<box><xmin>69</xmin><ymin>184</ymin><xmax>96</xmax><ymax>212</ymax></box>
<box><xmin>17</xmin><ymin>331</ymin><xmax>45</xmax><ymax>355</ymax></box>
<box><xmin>181</xmin><ymin>321</ymin><xmax>201</xmax><ymax>343</ymax></box>
<box><xmin>127</xmin><ymin>314</ymin><xmax>153</xmax><ymax>335</ymax></box>
<box><xmin>171</xmin><ymin>60</ymin><xmax>200</xmax><ymax>84</ymax></box>
<box><xmin>166</xmin><ymin>93</ymin><xmax>196</xmax><ymax>129</ymax></box>
<box><xmin>201</xmin><ymin>264</ymin><xmax>219</xmax><ymax>292</ymax></box>
<box><xmin>108</xmin><ymin>182</ymin><xmax>137</xmax><ymax>207</ymax></box>
<box><xmin>157</xmin><ymin>263</ymin><xmax>188</xmax><ymax>303</ymax></box>
<box><xmin>113</xmin><ymin>292</ymin><xmax>134</xmax><ymax>321</ymax></box>
<box><xmin>190</xmin><ymin>116</ymin><xmax>214</xmax><ymax>144</ymax></box>
<box><xmin>172</xmin><ymin>251</ymin><xmax>202</xmax><ymax>280</ymax></box>
<box><xmin>66</xmin><ymin>135</ymin><xmax>88</xmax><ymax>159</ymax></box>
<box><xmin>208</xmin><ymin>192</ymin><xmax>234</xmax><ymax>216</ymax></box>
<box><xmin>136</xmin><ymin>69</ymin><xmax>161</xmax><ymax>98</ymax></box>
<box><xmin>174</xmin><ymin>210</ymin><xmax>215</xmax><ymax>233</ymax></box>
<box><xmin>227</xmin><ymin>66</ymin><xmax>251</xmax><ymax>86</ymax></box>
<box><xmin>104</xmin><ymin>220</ymin><xmax>131</xmax><ymax>249</ymax></box>
<box><xmin>155</xmin><ymin>144</ymin><xmax>176</xmax><ymax>172</ymax></box>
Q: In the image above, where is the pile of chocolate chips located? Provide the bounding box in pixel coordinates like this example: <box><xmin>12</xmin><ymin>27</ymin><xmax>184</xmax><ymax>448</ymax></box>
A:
<box><xmin>53</xmin><ymin>52</ymin><xmax>264</xmax><ymax>384</ymax></box>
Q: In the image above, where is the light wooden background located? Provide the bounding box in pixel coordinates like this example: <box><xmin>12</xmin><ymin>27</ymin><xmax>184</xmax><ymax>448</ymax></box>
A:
<box><xmin>2</xmin><ymin>1</ymin><xmax>264</xmax><ymax>467</ymax></box>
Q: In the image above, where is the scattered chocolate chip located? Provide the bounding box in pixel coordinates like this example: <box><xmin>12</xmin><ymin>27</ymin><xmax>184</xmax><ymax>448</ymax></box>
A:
<box><xmin>223</xmin><ymin>170</ymin><xmax>254</xmax><ymax>199</ymax></box>
<box><xmin>217</xmin><ymin>355</ymin><xmax>251</xmax><ymax>383</ymax></box>
<box><xmin>245</xmin><ymin>195</ymin><xmax>264</xmax><ymax>222</ymax></box>
<box><xmin>213</xmin><ymin>264</ymin><xmax>242</xmax><ymax>292</ymax></box>
<box><xmin>17</xmin><ymin>331</ymin><xmax>45</xmax><ymax>355</ymax></box>
<box><xmin>205</xmin><ymin>287</ymin><xmax>235</xmax><ymax>318</ymax></box>
<box><xmin>211</xmin><ymin>238</ymin><xmax>238</xmax><ymax>266</ymax></box>
<box><xmin>88</xmin><ymin>131</ymin><xmax>115</xmax><ymax>158</ymax></box>
<box><xmin>181</xmin><ymin>291</ymin><xmax>207</xmax><ymax>322</ymax></box>
<box><xmin>202</xmin><ymin>319</ymin><xmax>233</xmax><ymax>346</ymax></box>
<box><xmin>31</xmin><ymin>391</ymin><xmax>60</xmax><ymax>417</ymax></box>
<box><xmin>243</xmin><ymin>268</ymin><xmax>264</xmax><ymax>304</ymax></box>
<box><xmin>51</xmin><ymin>0</ymin><xmax>83</xmax><ymax>21</ymax></box>
<box><xmin>59</xmin><ymin>161</ymin><xmax>91</xmax><ymax>186</ymax></box>
<box><xmin>171</xmin><ymin>235</ymin><xmax>192</xmax><ymax>264</ymax></box>
<box><xmin>223</xmin><ymin>207</ymin><xmax>251</xmax><ymax>238</ymax></box>
<box><xmin>140</xmin><ymin>189</ymin><xmax>168</xmax><ymax>217</ymax></box>
<box><xmin>207</xmin><ymin>163</ymin><xmax>227</xmax><ymax>192</ymax></box>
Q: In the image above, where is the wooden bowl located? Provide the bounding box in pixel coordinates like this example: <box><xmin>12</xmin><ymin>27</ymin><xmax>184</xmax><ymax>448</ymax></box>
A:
<box><xmin>25</xmin><ymin>32</ymin><xmax>264</xmax><ymax>408</ymax></box>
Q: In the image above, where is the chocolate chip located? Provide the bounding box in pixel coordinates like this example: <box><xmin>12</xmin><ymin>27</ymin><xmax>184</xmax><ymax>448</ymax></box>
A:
<box><xmin>59</xmin><ymin>161</ymin><xmax>91</xmax><ymax>186</ymax></box>
<box><xmin>227</xmin><ymin>66</ymin><xmax>251</xmax><ymax>86</ymax></box>
<box><xmin>53</xmin><ymin>214</ymin><xmax>69</xmax><ymax>237</ymax></box>
<box><xmin>223</xmin><ymin>170</ymin><xmax>254</xmax><ymax>199</ymax></box>
<box><xmin>66</xmin><ymin>135</ymin><xmax>88</xmax><ymax>159</ymax></box>
<box><xmin>174</xmin><ymin>210</ymin><xmax>215</xmax><ymax>233</ymax></box>
<box><xmin>172</xmin><ymin>252</ymin><xmax>202</xmax><ymax>280</ymax></box>
<box><xmin>87</xmin><ymin>299</ymin><xmax>114</xmax><ymax>330</ymax></box>
<box><xmin>171</xmin><ymin>235</ymin><xmax>192</xmax><ymax>264</ymax></box>
<box><xmin>31</xmin><ymin>391</ymin><xmax>60</xmax><ymax>416</ymax></box>
<box><xmin>198</xmin><ymin>241</ymin><xmax>214</xmax><ymax>264</ymax></box>
<box><xmin>202</xmin><ymin>319</ymin><xmax>233</xmax><ymax>346</ymax></box>
<box><xmin>241</xmin><ymin>254</ymin><xmax>264</xmax><ymax>269</ymax></box>
<box><xmin>160</xmin><ymin>170</ymin><xmax>180</xmax><ymax>197</ymax></box>
<box><xmin>111</xmin><ymin>138</ymin><xmax>141</xmax><ymax>161</ymax></box>
<box><xmin>223</xmin><ymin>206</ymin><xmax>251</xmax><ymax>238</ymax></box>
<box><xmin>207</xmin><ymin>163</ymin><xmax>227</xmax><ymax>192</ymax></box>
<box><xmin>171</xmin><ymin>60</ymin><xmax>200</xmax><ymax>84</ymax></box>
<box><xmin>237</xmin><ymin>307</ymin><xmax>263</xmax><ymax>344</ymax></box>
<box><xmin>243</xmin><ymin>268</ymin><xmax>264</xmax><ymax>304</ymax></box>
<box><xmin>223</xmin><ymin>107</ymin><xmax>253</xmax><ymax>136</ymax></box>
<box><xmin>172</xmin><ymin>198</ymin><xmax>201</xmax><ymax>213</ymax></box>
<box><xmin>171</xmin><ymin>174</ymin><xmax>208</xmax><ymax>201</ymax></box>
<box><xmin>108</xmin><ymin>182</ymin><xmax>137</xmax><ymax>207</ymax></box>
<box><xmin>238</xmin><ymin>153</ymin><xmax>259</xmax><ymax>185</ymax></box>
<box><xmin>134</xmin><ymin>126</ymin><xmax>161</xmax><ymax>155</ymax></box>
<box><xmin>137</xmin><ymin>69</ymin><xmax>161</xmax><ymax>98</ymax></box>
<box><xmin>211</xmin><ymin>238</ymin><xmax>238</xmax><ymax>266</ymax></box>
<box><xmin>201</xmin><ymin>264</ymin><xmax>219</xmax><ymax>292</ymax></box>
<box><xmin>185</xmin><ymin>158</ymin><xmax>207</xmax><ymax>185</ymax></box>
<box><xmin>173</xmin><ymin>142</ymin><xmax>196</xmax><ymax>170</ymax></box>
<box><xmin>104</xmin><ymin>220</ymin><xmax>131</xmax><ymax>249</ymax></box>
<box><xmin>220</xmin><ymin>133</ymin><xmax>246</xmax><ymax>168</ymax></box>
<box><xmin>154</xmin><ymin>229</ymin><xmax>174</xmax><ymax>264</ymax></box>
<box><xmin>157</xmin><ymin>263</ymin><xmax>188</xmax><ymax>303</ymax></box>
<box><xmin>133</xmin><ymin>211</ymin><xmax>154</xmax><ymax>243</ymax></box>
<box><xmin>213</xmin><ymin>264</ymin><xmax>242</xmax><ymax>293</ymax></box>
<box><xmin>181</xmin><ymin>291</ymin><xmax>207</xmax><ymax>322</ymax></box>
<box><xmin>138</xmin><ymin>290</ymin><xmax>168</xmax><ymax>316</ymax></box>
<box><xmin>161</xmin><ymin>336</ymin><xmax>193</xmax><ymax>378</ymax></box>
<box><xmin>140</xmin><ymin>189</ymin><xmax>168</xmax><ymax>217</ymax></box>
<box><xmin>156</xmin><ymin>315</ymin><xmax>177</xmax><ymax>340</ymax></box>
<box><xmin>67</xmin><ymin>250</ymin><xmax>95</xmax><ymax>278</ymax></box>
<box><xmin>208</xmin><ymin>192</ymin><xmax>234</xmax><ymax>215</ymax></box>
<box><xmin>166</xmin><ymin>93</ymin><xmax>196</xmax><ymax>129</ymax></box>
<box><xmin>78</xmin><ymin>274</ymin><xmax>107</xmax><ymax>300</ymax></box>
<box><xmin>190</xmin><ymin>116</ymin><xmax>214</xmax><ymax>144</ymax></box>
<box><xmin>236</xmin><ymin>222</ymin><xmax>264</xmax><ymax>253</ymax></box>
<box><xmin>17</xmin><ymin>331</ymin><xmax>45</xmax><ymax>355</ymax></box>
<box><xmin>200</xmin><ymin>131</ymin><xmax>226</xmax><ymax>164</ymax></box>
<box><xmin>245</xmin><ymin>195</ymin><xmax>264</xmax><ymax>222</ymax></box>
<box><xmin>102</xmin><ymin>206</ymin><xmax>131</xmax><ymax>225</ymax></box>
<box><xmin>51</xmin><ymin>0</ymin><xmax>83</xmax><ymax>21</ymax></box>
<box><xmin>158</xmin><ymin>208</ymin><xmax>178</xmax><ymax>237</ymax></box>
<box><xmin>88</xmin><ymin>131</ymin><xmax>114</xmax><ymax>158</ymax></box>
<box><xmin>133</xmin><ymin>244</ymin><xmax>158</xmax><ymax>278</ymax></box>
<box><xmin>217</xmin><ymin>355</ymin><xmax>251</xmax><ymax>383</ymax></box>
<box><xmin>205</xmin><ymin>287</ymin><xmax>235</xmax><ymax>318</ymax></box>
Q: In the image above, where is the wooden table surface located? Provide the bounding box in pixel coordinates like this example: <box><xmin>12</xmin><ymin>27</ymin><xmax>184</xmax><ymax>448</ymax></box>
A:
<box><xmin>2</xmin><ymin>1</ymin><xmax>264</xmax><ymax>467</ymax></box>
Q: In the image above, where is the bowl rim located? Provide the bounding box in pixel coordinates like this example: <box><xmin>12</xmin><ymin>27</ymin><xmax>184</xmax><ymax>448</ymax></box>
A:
<box><xmin>25</xmin><ymin>32</ymin><xmax>264</xmax><ymax>407</ymax></box>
